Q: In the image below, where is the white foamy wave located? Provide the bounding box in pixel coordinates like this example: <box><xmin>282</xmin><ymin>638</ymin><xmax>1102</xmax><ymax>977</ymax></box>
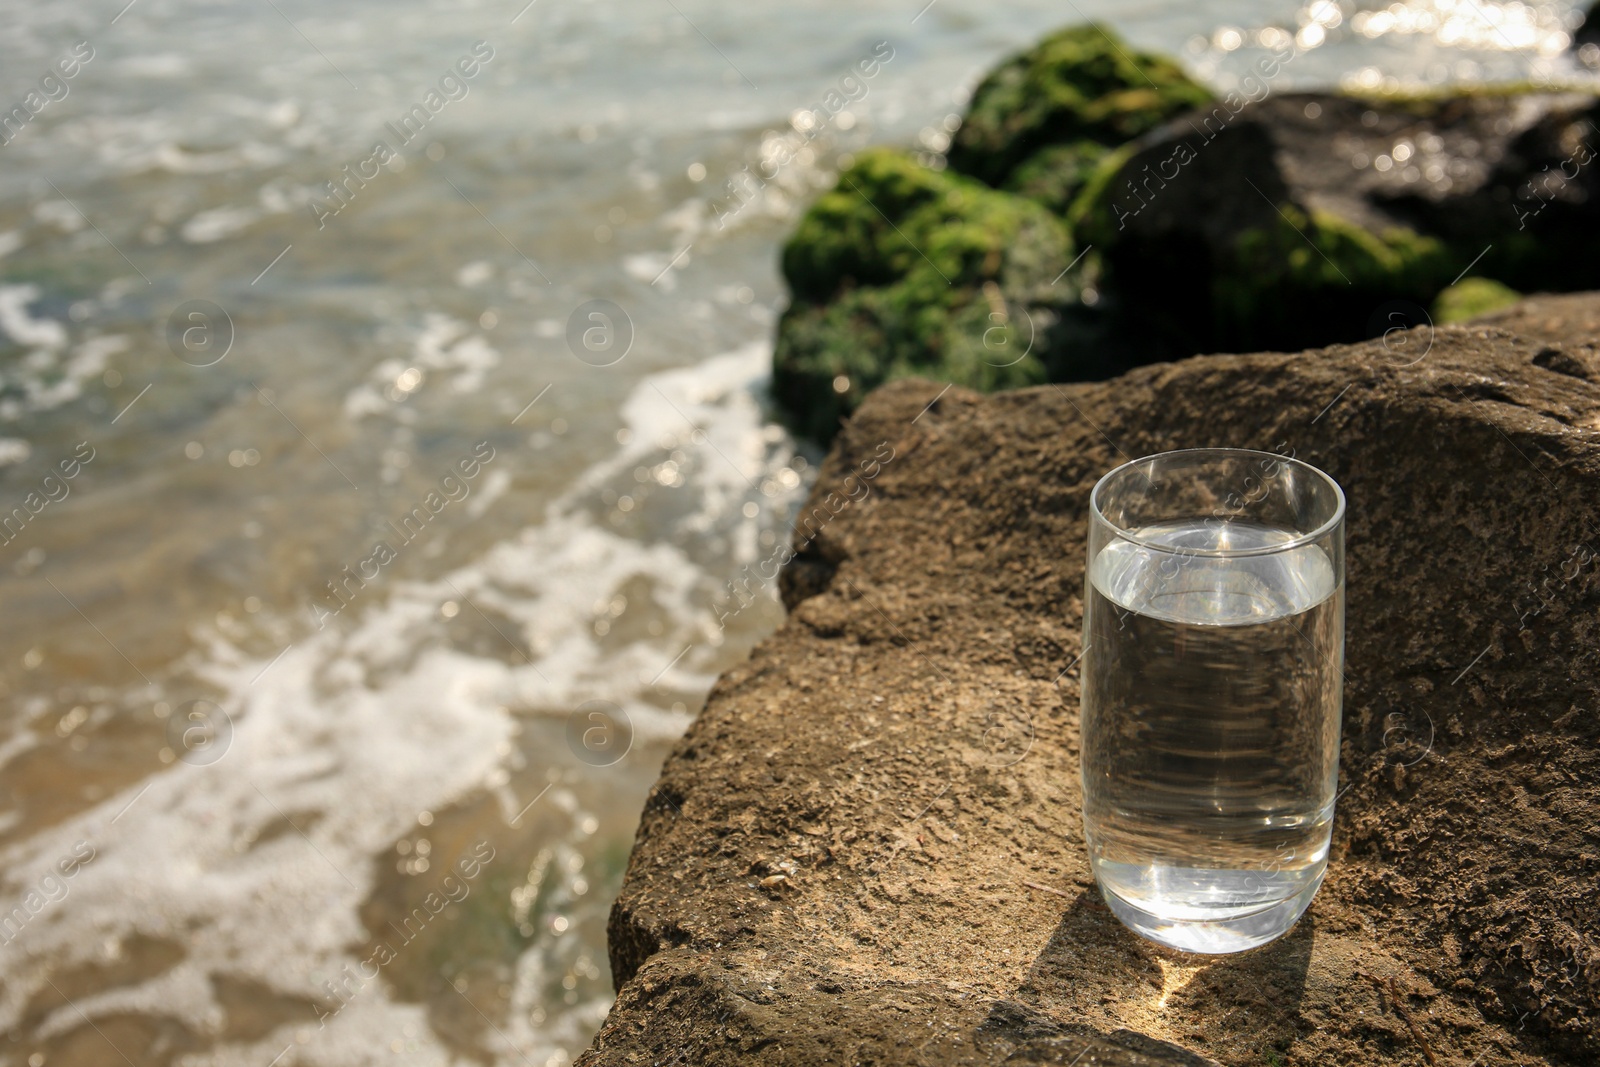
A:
<box><xmin>60</xmin><ymin>110</ymin><xmax>291</xmax><ymax>176</ymax></box>
<box><xmin>31</xmin><ymin>201</ymin><xmax>85</xmax><ymax>235</ymax></box>
<box><xmin>0</xmin><ymin>341</ymin><xmax>807</xmax><ymax>1066</ymax></box>
<box><xmin>181</xmin><ymin>205</ymin><xmax>263</xmax><ymax>243</ymax></box>
<box><xmin>0</xmin><ymin>633</ymin><xmax>515</xmax><ymax>1066</ymax></box>
<box><xmin>347</xmin><ymin>313</ymin><xmax>504</xmax><ymax>418</ymax></box>
<box><xmin>0</xmin><ymin>299</ymin><xmax>129</xmax><ymax>422</ymax></box>
<box><xmin>0</xmin><ymin>285</ymin><xmax>67</xmax><ymax>350</ymax></box>
<box><xmin>621</xmin><ymin>252</ymin><xmax>676</xmax><ymax>290</ymax></box>
<box><xmin>456</xmin><ymin>261</ymin><xmax>494</xmax><ymax>288</ymax></box>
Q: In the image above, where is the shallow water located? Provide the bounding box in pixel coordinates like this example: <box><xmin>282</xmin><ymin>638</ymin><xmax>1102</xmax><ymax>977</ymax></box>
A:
<box><xmin>0</xmin><ymin>1</ymin><xmax>1587</xmax><ymax>1064</ymax></box>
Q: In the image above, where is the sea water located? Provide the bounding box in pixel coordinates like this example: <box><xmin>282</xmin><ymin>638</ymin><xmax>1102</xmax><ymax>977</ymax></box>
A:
<box><xmin>1081</xmin><ymin>520</ymin><xmax>1343</xmax><ymax>953</ymax></box>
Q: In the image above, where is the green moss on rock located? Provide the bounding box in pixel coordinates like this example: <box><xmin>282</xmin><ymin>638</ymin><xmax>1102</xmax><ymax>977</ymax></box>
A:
<box><xmin>1226</xmin><ymin>206</ymin><xmax>1453</xmax><ymax>307</ymax></box>
<box><xmin>771</xmin><ymin>24</ymin><xmax>1596</xmax><ymax>440</ymax></box>
<box><xmin>1005</xmin><ymin>140</ymin><xmax>1120</xmax><ymax>217</ymax></box>
<box><xmin>1067</xmin><ymin>125</ymin><xmax>1470</xmax><ymax>354</ymax></box>
<box><xmin>1216</xmin><ymin>207</ymin><xmax>1458</xmax><ymax>351</ymax></box>
<box><xmin>1433</xmin><ymin>277</ymin><xmax>1524</xmax><ymax>324</ymax></box>
<box><xmin>774</xmin><ymin>148</ymin><xmax>1074</xmax><ymax>443</ymax></box>
<box><xmin>946</xmin><ymin>24</ymin><xmax>1211</xmax><ymax>209</ymax></box>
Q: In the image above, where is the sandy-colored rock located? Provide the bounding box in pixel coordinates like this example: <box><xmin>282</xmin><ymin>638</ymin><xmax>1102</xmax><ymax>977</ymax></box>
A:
<box><xmin>580</xmin><ymin>297</ymin><xmax>1600</xmax><ymax>1066</ymax></box>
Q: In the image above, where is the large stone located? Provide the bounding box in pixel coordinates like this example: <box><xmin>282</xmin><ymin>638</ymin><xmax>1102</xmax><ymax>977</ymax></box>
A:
<box><xmin>772</xmin><ymin>148</ymin><xmax>1079</xmax><ymax>444</ymax></box>
<box><xmin>1074</xmin><ymin>89</ymin><xmax>1600</xmax><ymax>359</ymax></box>
<box><xmin>945</xmin><ymin>24</ymin><xmax>1212</xmax><ymax>213</ymax></box>
<box><xmin>581</xmin><ymin>295</ymin><xmax>1600</xmax><ymax>1066</ymax></box>
<box><xmin>774</xmin><ymin>26</ymin><xmax>1208</xmax><ymax>444</ymax></box>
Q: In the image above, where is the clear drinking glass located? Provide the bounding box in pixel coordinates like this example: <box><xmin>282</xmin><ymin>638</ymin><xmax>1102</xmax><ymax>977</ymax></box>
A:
<box><xmin>1080</xmin><ymin>448</ymin><xmax>1346</xmax><ymax>953</ymax></box>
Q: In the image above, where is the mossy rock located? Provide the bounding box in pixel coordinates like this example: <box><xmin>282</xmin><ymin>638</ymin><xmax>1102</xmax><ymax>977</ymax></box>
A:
<box><xmin>773</xmin><ymin>29</ymin><xmax>1600</xmax><ymax>442</ymax></box>
<box><xmin>946</xmin><ymin>23</ymin><xmax>1211</xmax><ymax>209</ymax></box>
<box><xmin>1073</xmin><ymin>153</ymin><xmax>1464</xmax><ymax>353</ymax></box>
<box><xmin>1214</xmin><ymin>206</ymin><xmax>1459</xmax><ymax>349</ymax></box>
<box><xmin>1058</xmin><ymin>90</ymin><xmax>1561</xmax><ymax>355</ymax></box>
<box><xmin>1005</xmin><ymin>140</ymin><xmax>1121</xmax><ymax>217</ymax></box>
<box><xmin>774</xmin><ymin>148</ymin><xmax>1075</xmax><ymax>442</ymax></box>
<box><xmin>1433</xmin><ymin>277</ymin><xmax>1523</xmax><ymax>324</ymax></box>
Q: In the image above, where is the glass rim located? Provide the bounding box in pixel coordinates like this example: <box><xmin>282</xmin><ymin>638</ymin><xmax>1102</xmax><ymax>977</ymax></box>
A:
<box><xmin>1089</xmin><ymin>447</ymin><xmax>1347</xmax><ymax>559</ymax></box>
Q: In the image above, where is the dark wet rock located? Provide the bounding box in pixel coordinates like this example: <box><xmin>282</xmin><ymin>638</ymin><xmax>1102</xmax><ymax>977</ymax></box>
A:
<box><xmin>1078</xmin><ymin>89</ymin><xmax>1600</xmax><ymax>359</ymax></box>
<box><xmin>1577</xmin><ymin>2</ymin><xmax>1600</xmax><ymax>52</ymax></box>
<box><xmin>582</xmin><ymin>296</ymin><xmax>1600</xmax><ymax>1066</ymax></box>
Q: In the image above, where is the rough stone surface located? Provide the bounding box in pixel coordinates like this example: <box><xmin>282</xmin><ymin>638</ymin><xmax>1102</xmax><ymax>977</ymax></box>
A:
<box><xmin>580</xmin><ymin>296</ymin><xmax>1600</xmax><ymax>1066</ymax></box>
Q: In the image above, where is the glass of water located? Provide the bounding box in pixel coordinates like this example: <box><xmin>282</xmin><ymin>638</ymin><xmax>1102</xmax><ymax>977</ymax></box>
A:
<box><xmin>1080</xmin><ymin>448</ymin><xmax>1345</xmax><ymax>954</ymax></box>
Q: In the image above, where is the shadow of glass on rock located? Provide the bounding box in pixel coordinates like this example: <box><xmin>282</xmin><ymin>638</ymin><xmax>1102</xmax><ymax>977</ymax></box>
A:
<box><xmin>990</xmin><ymin>886</ymin><xmax>1318</xmax><ymax>1065</ymax></box>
